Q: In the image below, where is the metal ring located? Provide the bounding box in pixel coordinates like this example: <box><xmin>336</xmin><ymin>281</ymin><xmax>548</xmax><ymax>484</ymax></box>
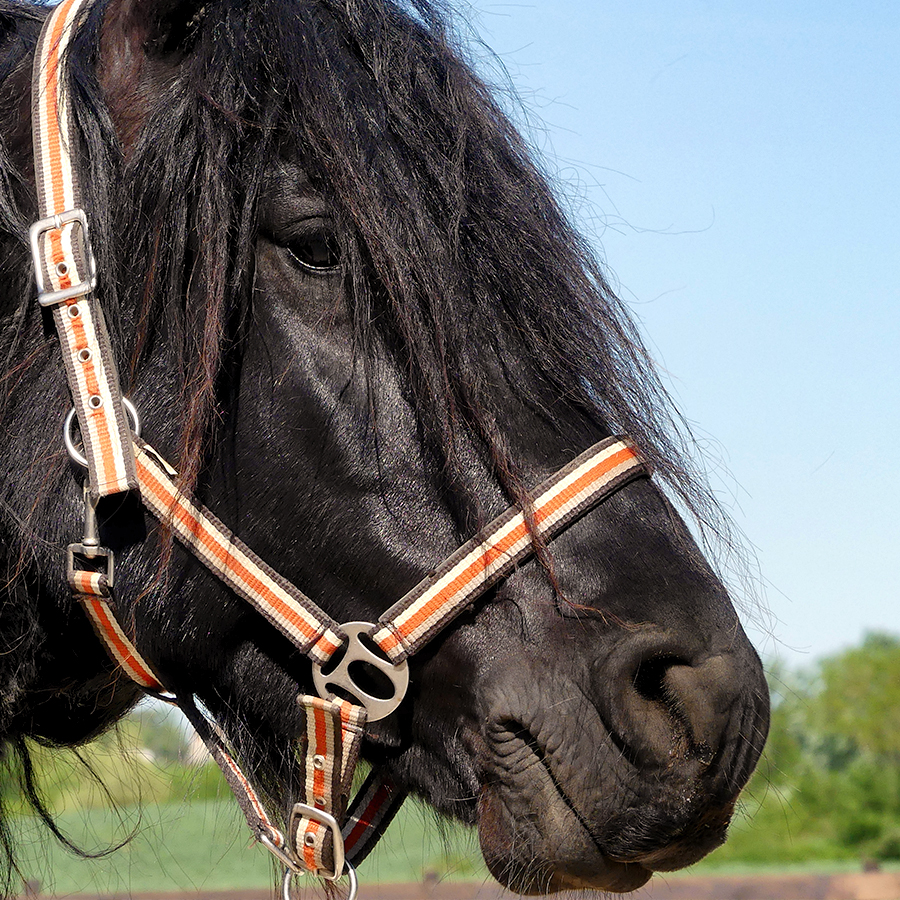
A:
<box><xmin>64</xmin><ymin>396</ymin><xmax>141</xmax><ymax>468</ymax></box>
<box><xmin>281</xmin><ymin>863</ymin><xmax>358</xmax><ymax>900</ymax></box>
<box><xmin>312</xmin><ymin>621</ymin><xmax>409</xmax><ymax>721</ymax></box>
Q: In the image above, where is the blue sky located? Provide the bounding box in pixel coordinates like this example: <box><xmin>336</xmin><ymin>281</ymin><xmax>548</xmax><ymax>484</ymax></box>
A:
<box><xmin>466</xmin><ymin>1</ymin><xmax>899</xmax><ymax>666</ymax></box>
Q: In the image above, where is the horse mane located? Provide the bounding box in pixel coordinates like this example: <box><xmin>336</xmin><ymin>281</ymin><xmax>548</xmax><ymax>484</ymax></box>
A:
<box><xmin>1</xmin><ymin>0</ymin><xmax>725</xmax><ymax>538</ymax></box>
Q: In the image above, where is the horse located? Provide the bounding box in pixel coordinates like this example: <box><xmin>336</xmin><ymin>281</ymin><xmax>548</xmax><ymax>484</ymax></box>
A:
<box><xmin>0</xmin><ymin>0</ymin><xmax>769</xmax><ymax>895</ymax></box>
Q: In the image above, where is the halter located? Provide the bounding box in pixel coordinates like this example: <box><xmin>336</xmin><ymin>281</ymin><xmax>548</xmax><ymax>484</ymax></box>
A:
<box><xmin>29</xmin><ymin>1</ymin><xmax>648</xmax><ymax>897</ymax></box>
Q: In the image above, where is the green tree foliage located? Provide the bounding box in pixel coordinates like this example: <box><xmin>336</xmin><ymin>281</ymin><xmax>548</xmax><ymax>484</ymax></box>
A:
<box><xmin>706</xmin><ymin>631</ymin><xmax>900</xmax><ymax>868</ymax></box>
<box><xmin>809</xmin><ymin>632</ymin><xmax>900</xmax><ymax>761</ymax></box>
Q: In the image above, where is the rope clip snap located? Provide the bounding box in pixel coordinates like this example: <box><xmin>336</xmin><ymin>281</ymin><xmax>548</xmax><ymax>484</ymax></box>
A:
<box><xmin>67</xmin><ymin>482</ymin><xmax>114</xmax><ymax>588</ymax></box>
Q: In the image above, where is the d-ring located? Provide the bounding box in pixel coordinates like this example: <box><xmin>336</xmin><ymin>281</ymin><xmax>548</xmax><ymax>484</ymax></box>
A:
<box><xmin>64</xmin><ymin>397</ymin><xmax>140</xmax><ymax>468</ymax></box>
<box><xmin>281</xmin><ymin>863</ymin><xmax>358</xmax><ymax>900</ymax></box>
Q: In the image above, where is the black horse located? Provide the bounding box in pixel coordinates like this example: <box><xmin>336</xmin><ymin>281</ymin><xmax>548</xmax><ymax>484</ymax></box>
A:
<box><xmin>0</xmin><ymin>0</ymin><xmax>769</xmax><ymax>894</ymax></box>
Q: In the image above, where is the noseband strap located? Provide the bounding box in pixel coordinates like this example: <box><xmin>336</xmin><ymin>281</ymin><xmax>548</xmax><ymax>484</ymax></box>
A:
<box><xmin>30</xmin><ymin>2</ymin><xmax>649</xmax><ymax>895</ymax></box>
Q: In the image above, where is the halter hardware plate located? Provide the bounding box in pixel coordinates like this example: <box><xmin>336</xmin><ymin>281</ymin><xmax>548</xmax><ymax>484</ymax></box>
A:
<box><xmin>312</xmin><ymin>622</ymin><xmax>409</xmax><ymax>721</ymax></box>
<box><xmin>30</xmin><ymin>208</ymin><xmax>98</xmax><ymax>306</ymax></box>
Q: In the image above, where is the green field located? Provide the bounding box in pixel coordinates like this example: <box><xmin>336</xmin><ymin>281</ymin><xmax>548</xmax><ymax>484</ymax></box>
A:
<box><xmin>11</xmin><ymin>795</ymin><xmax>486</xmax><ymax>896</ymax></box>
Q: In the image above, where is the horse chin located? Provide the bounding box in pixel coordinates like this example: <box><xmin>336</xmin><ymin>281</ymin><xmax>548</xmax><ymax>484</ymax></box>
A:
<box><xmin>477</xmin><ymin>784</ymin><xmax>653</xmax><ymax>894</ymax></box>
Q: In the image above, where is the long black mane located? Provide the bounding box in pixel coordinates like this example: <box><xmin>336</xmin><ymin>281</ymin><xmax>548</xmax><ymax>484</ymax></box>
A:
<box><xmin>1</xmin><ymin>0</ymin><xmax>721</xmax><ymax>525</ymax></box>
<box><xmin>0</xmin><ymin>0</ymin><xmax>740</xmax><ymax>889</ymax></box>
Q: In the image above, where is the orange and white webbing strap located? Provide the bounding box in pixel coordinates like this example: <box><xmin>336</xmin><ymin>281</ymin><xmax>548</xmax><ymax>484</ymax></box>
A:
<box><xmin>177</xmin><ymin>697</ymin><xmax>289</xmax><ymax>853</ymax></box>
<box><xmin>293</xmin><ymin>697</ymin><xmax>366</xmax><ymax>877</ymax></box>
<box><xmin>72</xmin><ymin>579</ymin><xmax>291</xmax><ymax>856</ymax></box>
<box><xmin>31</xmin><ymin>0</ymin><xmax>138</xmax><ymax>499</ymax></box>
<box><xmin>69</xmin><ymin>569</ymin><xmax>165</xmax><ymax>692</ymax></box>
<box><xmin>133</xmin><ymin>440</ymin><xmax>346</xmax><ymax>666</ymax></box>
<box><xmin>371</xmin><ymin>436</ymin><xmax>647</xmax><ymax>664</ymax></box>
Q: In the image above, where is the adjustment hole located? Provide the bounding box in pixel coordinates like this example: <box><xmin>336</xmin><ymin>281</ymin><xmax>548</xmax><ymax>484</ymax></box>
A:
<box><xmin>88</xmin><ymin>395</ymin><xmax>103</xmax><ymax>409</ymax></box>
<box><xmin>67</xmin><ymin>304</ymin><xmax>81</xmax><ymax>318</ymax></box>
<box><xmin>78</xmin><ymin>348</ymin><xmax>92</xmax><ymax>363</ymax></box>
<box><xmin>56</xmin><ymin>262</ymin><xmax>69</xmax><ymax>277</ymax></box>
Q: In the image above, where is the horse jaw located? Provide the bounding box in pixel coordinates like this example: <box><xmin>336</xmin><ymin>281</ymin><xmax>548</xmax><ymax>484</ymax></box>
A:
<box><xmin>478</xmin><ymin>783</ymin><xmax>654</xmax><ymax>894</ymax></box>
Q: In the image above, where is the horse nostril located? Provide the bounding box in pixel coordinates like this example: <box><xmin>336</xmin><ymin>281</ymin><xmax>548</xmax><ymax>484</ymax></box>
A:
<box><xmin>661</xmin><ymin>655</ymin><xmax>743</xmax><ymax>765</ymax></box>
<box><xmin>632</xmin><ymin>654</ymin><xmax>688</xmax><ymax>705</ymax></box>
<box><xmin>630</xmin><ymin>654</ymin><xmax>694</xmax><ymax>759</ymax></box>
<box><xmin>614</xmin><ymin>649</ymin><xmax>744</xmax><ymax>769</ymax></box>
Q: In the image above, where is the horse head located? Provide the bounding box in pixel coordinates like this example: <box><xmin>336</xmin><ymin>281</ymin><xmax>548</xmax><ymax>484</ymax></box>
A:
<box><xmin>0</xmin><ymin>0</ymin><xmax>769</xmax><ymax>893</ymax></box>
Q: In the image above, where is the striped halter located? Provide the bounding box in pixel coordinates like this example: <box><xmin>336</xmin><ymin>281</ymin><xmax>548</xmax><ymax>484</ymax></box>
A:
<box><xmin>29</xmin><ymin>1</ymin><xmax>648</xmax><ymax>898</ymax></box>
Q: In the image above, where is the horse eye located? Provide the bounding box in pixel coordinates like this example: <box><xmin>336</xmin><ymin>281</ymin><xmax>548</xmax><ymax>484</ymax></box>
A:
<box><xmin>287</xmin><ymin>231</ymin><xmax>341</xmax><ymax>272</ymax></box>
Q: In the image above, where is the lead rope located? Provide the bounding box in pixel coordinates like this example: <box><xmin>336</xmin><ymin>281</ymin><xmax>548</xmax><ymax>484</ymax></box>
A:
<box><xmin>30</xmin><ymin>2</ymin><xmax>649</xmax><ymax>897</ymax></box>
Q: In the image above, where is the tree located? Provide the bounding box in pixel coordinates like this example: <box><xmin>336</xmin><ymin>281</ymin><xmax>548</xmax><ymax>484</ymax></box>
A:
<box><xmin>809</xmin><ymin>631</ymin><xmax>900</xmax><ymax>761</ymax></box>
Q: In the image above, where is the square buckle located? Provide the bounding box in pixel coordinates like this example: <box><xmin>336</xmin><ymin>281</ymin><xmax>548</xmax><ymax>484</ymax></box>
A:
<box><xmin>67</xmin><ymin>543</ymin><xmax>115</xmax><ymax>591</ymax></box>
<box><xmin>30</xmin><ymin>208</ymin><xmax>98</xmax><ymax>306</ymax></box>
<box><xmin>289</xmin><ymin>802</ymin><xmax>346</xmax><ymax>881</ymax></box>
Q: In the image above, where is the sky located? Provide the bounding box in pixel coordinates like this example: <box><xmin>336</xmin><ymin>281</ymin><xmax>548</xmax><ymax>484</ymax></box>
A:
<box><xmin>462</xmin><ymin>1</ymin><xmax>899</xmax><ymax>667</ymax></box>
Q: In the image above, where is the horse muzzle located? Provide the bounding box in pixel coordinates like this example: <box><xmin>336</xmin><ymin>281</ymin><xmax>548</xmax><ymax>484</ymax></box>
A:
<box><xmin>473</xmin><ymin>633</ymin><xmax>768</xmax><ymax>894</ymax></box>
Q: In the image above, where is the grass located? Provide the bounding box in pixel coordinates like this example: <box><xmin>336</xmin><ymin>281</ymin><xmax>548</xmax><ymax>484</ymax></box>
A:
<box><xmin>8</xmin><ymin>729</ymin><xmax>892</xmax><ymax>896</ymax></box>
<box><xmin>14</xmin><ymin>791</ymin><xmax>889</xmax><ymax>896</ymax></box>
<box><xmin>10</xmin><ymin>797</ymin><xmax>488</xmax><ymax>896</ymax></box>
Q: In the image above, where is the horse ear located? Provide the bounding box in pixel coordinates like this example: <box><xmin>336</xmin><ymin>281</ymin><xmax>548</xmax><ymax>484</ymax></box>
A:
<box><xmin>98</xmin><ymin>0</ymin><xmax>207</xmax><ymax>148</ymax></box>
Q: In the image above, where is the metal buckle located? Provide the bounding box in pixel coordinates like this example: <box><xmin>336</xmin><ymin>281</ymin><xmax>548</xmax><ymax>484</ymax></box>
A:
<box><xmin>67</xmin><ymin>543</ymin><xmax>115</xmax><ymax>591</ymax></box>
<box><xmin>289</xmin><ymin>803</ymin><xmax>346</xmax><ymax>882</ymax></box>
<box><xmin>67</xmin><ymin>483</ymin><xmax>114</xmax><ymax>589</ymax></box>
<box><xmin>30</xmin><ymin>208</ymin><xmax>98</xmax><ymax>306</ymax></box>
<box><xmin>311</xmin><ymin>621</ymin><xmax>409</xmax><ymax>721</ymax></box>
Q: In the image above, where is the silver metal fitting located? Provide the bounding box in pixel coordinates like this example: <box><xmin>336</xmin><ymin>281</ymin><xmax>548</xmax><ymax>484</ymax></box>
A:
<box><xmin>311</xmin><ymin>621</ymin><xmax>409</xmax><ymax>721</ymax></box>
<box><xmin>30</xmin><ymin>208</ymin><xmax>98</xmax><ymax>306</ymax></box>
